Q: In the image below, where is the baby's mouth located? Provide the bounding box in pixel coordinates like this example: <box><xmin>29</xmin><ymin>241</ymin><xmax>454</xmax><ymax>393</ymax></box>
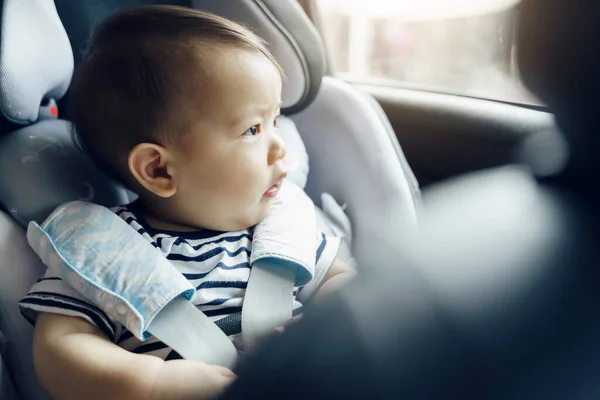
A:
<box><xmin>264</xmin><ymin>174</ymin><xmax>287</xmax><ymax>198</ymax></box>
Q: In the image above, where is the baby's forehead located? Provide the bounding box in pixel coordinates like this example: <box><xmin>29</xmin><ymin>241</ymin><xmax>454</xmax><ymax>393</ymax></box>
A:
<box><xmin>179</xmin><ymin>49</ymin><xmax>282</xmax><ymax>119</ymax></box>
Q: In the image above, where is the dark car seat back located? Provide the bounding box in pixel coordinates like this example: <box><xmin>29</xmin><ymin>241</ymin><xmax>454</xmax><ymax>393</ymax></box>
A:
<box><xmin>217</xmin><ymin>1</ymin><xmax>600</xmax><ymax>398</ymax></box>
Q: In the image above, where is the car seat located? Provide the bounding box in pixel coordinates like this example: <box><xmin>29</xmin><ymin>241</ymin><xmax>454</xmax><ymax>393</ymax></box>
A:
<box><xmin>0</xmin><ymin>1</ymin><xmax>420</xmax><ymax>399</ymax></box>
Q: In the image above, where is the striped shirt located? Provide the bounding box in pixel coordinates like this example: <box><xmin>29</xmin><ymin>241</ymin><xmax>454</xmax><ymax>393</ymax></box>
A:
<box><xmin>19</xmin><ymin>203</ymin><xmax>340</xmax><ymax>359</ymax></box>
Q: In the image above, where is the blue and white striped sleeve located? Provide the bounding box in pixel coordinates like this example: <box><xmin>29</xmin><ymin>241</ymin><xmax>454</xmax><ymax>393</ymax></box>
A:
<box><xmin>296</xmin><ymin>232</ymin><xmax>341</xmax><ymax>302</ymax></box>
<box><xmin>19</xmin><ymin>268</ymin><xmax>119</xmax><ymax>342</ymax></box>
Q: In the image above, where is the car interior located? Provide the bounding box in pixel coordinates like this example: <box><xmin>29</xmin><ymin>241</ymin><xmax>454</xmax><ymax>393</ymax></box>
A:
<box><xmin>0</xmin><ymin>0</ymin><xmax>597</xmax><ymax>399</ymax></box>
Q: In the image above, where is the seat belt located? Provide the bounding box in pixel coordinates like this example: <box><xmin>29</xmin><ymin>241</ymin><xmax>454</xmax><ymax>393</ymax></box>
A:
<box><xmin>242</xmin><ymin>261</ymin><xmax>296</xmax><ymax>351</ymax></box>
<box><xmin>147</xmin><ymin>297</ymin><xmax>238</xmax><ymax>367</ymax></box>
<box><xmin>27</xmin><ymin>182</ymin><xmax>317</xmax><ymax>367</ymax></box>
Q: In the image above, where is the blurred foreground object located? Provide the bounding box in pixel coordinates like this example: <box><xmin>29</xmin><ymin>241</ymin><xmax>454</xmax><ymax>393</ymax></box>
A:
<box><xmin>222</xmin><ymin>0</ymin><xmax>600</xmax><ymax>398</ymax></box>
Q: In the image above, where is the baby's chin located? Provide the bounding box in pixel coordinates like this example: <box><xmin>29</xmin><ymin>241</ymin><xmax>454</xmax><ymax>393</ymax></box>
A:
<box><xmin>246</xmin><ymin>208</ymin><xmax>271</xmax><ymax>229</ymax></box>
<box><xmin>220</xmin><ymin>202</ymin><xmax>271</xmax><ymax>231</ymax></box>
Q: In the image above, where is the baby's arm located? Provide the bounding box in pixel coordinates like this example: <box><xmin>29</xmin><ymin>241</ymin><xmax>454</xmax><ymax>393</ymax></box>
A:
<box><xmin>275</xmin><ymin>257</ymin><xmax>356</xmax><ymax>333</ymax></box>
<box><xmin>33</xmin><ymin>313</ymin><xmax>235</xmax><ymax>400</ymax></box>
<box><xmin>313</xmin><ymin>257</ymin><xmax>356</xmax><ymax>300</ymax></box>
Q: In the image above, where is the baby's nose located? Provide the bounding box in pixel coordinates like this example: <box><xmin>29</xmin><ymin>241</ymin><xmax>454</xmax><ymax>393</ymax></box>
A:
<box><xmin>268</xmin><ymin>134</ymin><xmax>286</xmax><ymax>165</ymax></box>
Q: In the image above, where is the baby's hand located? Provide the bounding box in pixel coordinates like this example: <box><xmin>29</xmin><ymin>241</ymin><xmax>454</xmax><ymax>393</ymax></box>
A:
<box><xmin>274</xmin><ymin>315</ymin><xmax>302</xmax><ymax>334</ymax></box>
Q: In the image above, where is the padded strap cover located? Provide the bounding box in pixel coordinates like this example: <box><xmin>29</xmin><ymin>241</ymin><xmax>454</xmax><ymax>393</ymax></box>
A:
<box><xmin>27</xmin><ymin>201</ymin><xmax>195</xmax><ymax>340</ymax></box>
<box><xmin>251</xmin><ymin>181</ymin><xmax>316</xmax><ymax>286</ymax></box>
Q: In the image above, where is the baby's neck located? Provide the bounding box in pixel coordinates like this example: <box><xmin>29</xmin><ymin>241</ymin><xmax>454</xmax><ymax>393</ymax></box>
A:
<box><xmin>135</xmin><ymin>200</ymin><xmax>201</xmax><ymax>233</ymax></box>
<box><xmin>143</xmin><ymin>212</ymin><xmax>198</xmax><ymax>232</ymax></box>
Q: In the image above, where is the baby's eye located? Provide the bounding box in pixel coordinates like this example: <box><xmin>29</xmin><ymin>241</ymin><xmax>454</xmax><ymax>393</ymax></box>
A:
<box><xmin>274</xmin><ymin>115</ymin><xmax>280</xmax><ymax>128</ymax></box>
<box><xmin>242</xmin><ymin>124</ymin><xmax>261</xmax><ymax>137</ymax></box>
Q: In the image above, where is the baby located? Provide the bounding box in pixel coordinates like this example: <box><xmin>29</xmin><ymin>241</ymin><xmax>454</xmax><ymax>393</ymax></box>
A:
<box><xmin>19</xmin><ymin>5</ymin><xmax>354</xmax><ymax>400</ymax></box>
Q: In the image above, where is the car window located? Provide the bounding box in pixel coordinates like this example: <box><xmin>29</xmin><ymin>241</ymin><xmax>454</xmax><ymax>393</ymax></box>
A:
<box><xmin>314</xmin><ymin>0</ymin><xmax>541</xmax><ymax>105</ymax></box>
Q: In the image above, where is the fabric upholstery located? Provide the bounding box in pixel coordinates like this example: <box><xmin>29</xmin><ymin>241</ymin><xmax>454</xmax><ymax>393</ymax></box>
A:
<box><xmin>0</xmin><ymin>0</ymin><xmax>73</xmax><ymax>124</ymax></box>
<box><xmin>0</xmin><ymin>120</ymin><xmax>132</xmax><ymax>227</ymax></box>
<box><xmin>292</xmin><ymin>77</ymin><xmax>419</xmax><ymax>271</ymax></box>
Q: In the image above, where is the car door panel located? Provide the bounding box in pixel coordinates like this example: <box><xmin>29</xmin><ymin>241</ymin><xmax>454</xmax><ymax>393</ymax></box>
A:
<box><xmin>355</xmin><ymin>83</ymin><xmax>555</xmax><ymax>186</ymax></box>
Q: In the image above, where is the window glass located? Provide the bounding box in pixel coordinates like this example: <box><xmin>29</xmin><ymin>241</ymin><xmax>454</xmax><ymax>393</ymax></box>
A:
<box><xmin>315</xmin><ymin>0</ymin><xmax>540</xmax><ymax>105</ymax></box>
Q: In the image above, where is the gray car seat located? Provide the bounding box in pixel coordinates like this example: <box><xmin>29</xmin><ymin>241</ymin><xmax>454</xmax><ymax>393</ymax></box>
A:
<box><xmin>0</xmin><ymin>1</ymin><xmax>419</xmax><ymax>399</ymax></box>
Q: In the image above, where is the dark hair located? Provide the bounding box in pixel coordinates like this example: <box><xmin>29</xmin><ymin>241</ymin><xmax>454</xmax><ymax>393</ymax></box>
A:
<box><xmin>69</xmin><ymin>5</ymin><xmax>282</xmax><ymax>186</ymax></box>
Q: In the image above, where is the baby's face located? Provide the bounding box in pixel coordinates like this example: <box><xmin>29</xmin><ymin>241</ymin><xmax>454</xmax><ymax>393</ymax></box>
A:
<box><xmin>170</xmin><ymin>49</ymin><xmax>286</xmax><ymax>231</ymax></box>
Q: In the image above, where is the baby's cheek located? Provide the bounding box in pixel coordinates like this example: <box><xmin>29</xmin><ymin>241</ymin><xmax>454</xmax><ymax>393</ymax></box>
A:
<box><xmin>215</xmin><ymin>181</ymin><xmax>258</xmax><ymax>219</ymax></box>
<box><xmin>210</xmin><ymin>162</ymin><xmax>267</xmax><ymax>220</ymax></box>
<box><xmin>228</xmin><ymin>169</ymin><xmax>262</xmax><ymax>196</ymax></box>
<box><xmin>221</xmin><ymin>179</ymin><xmax>253</xmax><ymax>201</ymax></box>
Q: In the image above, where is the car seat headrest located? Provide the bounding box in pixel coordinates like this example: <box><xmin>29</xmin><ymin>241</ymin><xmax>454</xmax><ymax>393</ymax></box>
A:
<box><xmin>0</xmin><ymin>0</ymin><xmax>131</xmax><ymax>226</ymax></box>
<box><xmin>0</xmin><ymin>0</ymin><xmax>74</xmax><ymax>124</ymax></box>
<box><xmin>191</xmin><ymin>0</ymin><xmax>326</xmax><ymax>114</ymax></box>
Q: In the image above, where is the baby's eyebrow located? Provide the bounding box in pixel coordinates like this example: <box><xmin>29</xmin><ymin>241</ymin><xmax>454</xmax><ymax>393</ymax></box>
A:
<box><xmin>229</xmin><ymin>101</ymin><xmax>283</xmax><ymax>128</ymax></box>
<box><xmin>261</xmin><ymin>101</ymin><xmax>282</xmax><ymax>115</ymax></box>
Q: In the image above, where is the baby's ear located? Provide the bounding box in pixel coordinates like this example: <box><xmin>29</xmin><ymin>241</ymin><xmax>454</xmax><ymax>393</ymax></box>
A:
<box><xmin>128</xmin><ymin>143</ymin><xmax>177</xmax><ymax>198</ymax></box>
